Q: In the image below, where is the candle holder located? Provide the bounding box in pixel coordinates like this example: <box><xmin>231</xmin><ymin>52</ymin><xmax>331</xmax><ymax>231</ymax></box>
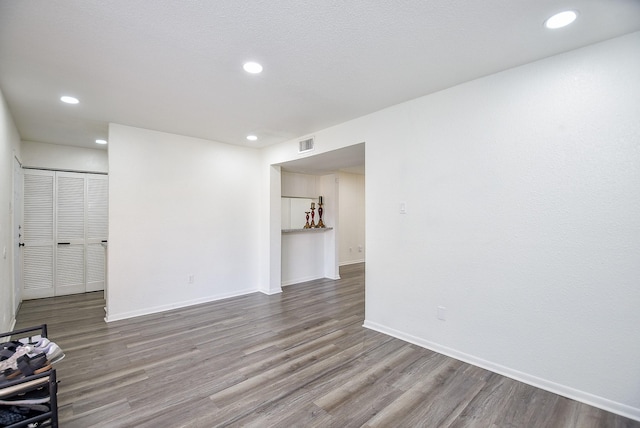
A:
<box><xmin>310</xmin><ymin>202</ymin><xmax>316</xmax><ymax>228</ymax></box>
<box><xmin>317</xmin><ymin>203</ymin><xmax>325</xmax><ymax>228</ymax></box>
<box><xmin>304</xmin><ymin>212</ymin><xmax>311</xmax><ymax>229</ymax></box>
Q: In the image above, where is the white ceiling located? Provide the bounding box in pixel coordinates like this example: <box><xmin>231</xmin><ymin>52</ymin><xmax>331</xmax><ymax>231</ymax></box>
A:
<box><xmin>279</xmin><ymin>143</ymin><xmax>365</xmax><ymax>175</ymax></box>
<box><xmin>1</xmin><ymin>0</ymin><xmax>639</xmax><ymax>160</ymax></box>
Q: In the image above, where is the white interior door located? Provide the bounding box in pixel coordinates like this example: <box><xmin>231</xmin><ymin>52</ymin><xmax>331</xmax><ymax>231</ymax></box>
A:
<box><xmin>55</xmin><ymin>172</ymin><xmax>86</xmax><ymax>296</ymax></box>
<box><xmin>22</xmin><ymin>170</ymin><xmax>55</xmax><ymax>299</ymax></box>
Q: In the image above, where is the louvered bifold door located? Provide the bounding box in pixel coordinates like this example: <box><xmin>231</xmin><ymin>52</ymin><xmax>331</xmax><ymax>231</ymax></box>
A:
<box><xmin>55</xmin><ymin>172</ymin><xmax>86</xmax><ymax>296</ymax></box>
<box><xmin>87</xmin><ymin>175</ymin><xmax>108</xmax><ymax>292</ymax></box>
<box><xmin>22</xmin><ymin>170</ymin><xmax>55</xmax><ymax>299</ymax></box>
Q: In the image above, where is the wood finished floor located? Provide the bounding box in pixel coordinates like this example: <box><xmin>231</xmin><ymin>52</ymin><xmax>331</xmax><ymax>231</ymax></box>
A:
<box><xmin>13</xmin><ymin>263</ymin><xmax>639</xmax><ymax>427</ymax></box>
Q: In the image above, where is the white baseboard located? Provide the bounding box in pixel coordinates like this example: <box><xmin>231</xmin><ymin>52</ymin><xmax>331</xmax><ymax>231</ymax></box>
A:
<box><xmin>362</xmin><ymin>320</ymin><xmax>640</xmax><ymax>422</ymax></box>
<box><xmin>105</xmin><ymin>288</ymin><xmax>257</xmax><ymax>322</ymax></box>
<box><xmin>260</xmin><ymin>287</ymin><xmax>282</xmax><ymax>295</ymax></box>
<box><xmin>0</xmin><ymin>319</ymin><xmax>17</xmax><ymax>340</ymax></box>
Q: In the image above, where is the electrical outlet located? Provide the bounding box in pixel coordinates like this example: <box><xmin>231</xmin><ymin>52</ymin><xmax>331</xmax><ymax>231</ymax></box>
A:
<box><xmin>358</xmin><ymin>245</ymin><xmax>362</xmax><ymax>252</ymax></box>
<box><xmin>437</xmin><ymin>306</ymin><xmax>447</xmax><ymax>321</ymax></box>
<box><xmin>400</xmin><ymin>202</ymin><xmax>407</xmax><ymax>214</ymax></box>
<box><xmin>188</xmin><ymin>274</ymin><xmax>195</xmax><ymax>284</ymax></box>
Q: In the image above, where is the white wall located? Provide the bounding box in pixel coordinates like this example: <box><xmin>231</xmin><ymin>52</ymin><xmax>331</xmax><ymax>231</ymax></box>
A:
<box><xmin>319</xmin><ymin>174</ymin><xmax>339</xmax><ymax>280</ymax></box>
<box><xmin>106</xmin><ymin>124</ymin><xmax>261</xmax><ymax>321</ymax></box>
<box><xmin>0</xmin><ymin>89</ymin><xmax>21</xmax><ymax>332</ymax></box>
<box><xmin>338</xmin><ymin>172</ymin><xmax>365</xmax><ymax>265</ymax></box>
<box><xmin>264</xmin><ymin>165</ymin><xmax>282</xmax><ymax>294</ymax></box>
<box><xmin>21</xmin><ymin>140</ymin><xmax>108</xmax><ymax>173</ymax></box>
<box><xmin>260</xmin><ymin>32</ymin><xmax>640</xmax><ymax>420</ymax></box>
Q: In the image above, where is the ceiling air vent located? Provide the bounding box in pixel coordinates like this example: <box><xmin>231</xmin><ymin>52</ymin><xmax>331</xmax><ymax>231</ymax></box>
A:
<box><xmin>299</xmin><ymin>137</ymin><xmax>315</xmax><ymax>153</ymax></box>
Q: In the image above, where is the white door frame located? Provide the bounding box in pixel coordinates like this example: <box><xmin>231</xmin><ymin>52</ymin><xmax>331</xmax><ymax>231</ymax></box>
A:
<box><xmin>12</xmin><ymin>156</ymin><xmax>23</xmax><ymax>317</ymax></box>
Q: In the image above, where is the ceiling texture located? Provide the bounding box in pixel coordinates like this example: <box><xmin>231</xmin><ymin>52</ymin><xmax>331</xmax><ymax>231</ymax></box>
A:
<box><xmin>1</xmin><ymin>0</ymin><xmax>639</xmax><ymax>155</ymax></box>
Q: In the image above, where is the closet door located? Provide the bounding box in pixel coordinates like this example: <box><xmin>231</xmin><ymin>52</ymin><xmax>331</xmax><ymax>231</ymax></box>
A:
<box><xmin>23</xmin><ymin>170</ymin><xmax>108</xmax><ymax>299</ymax></box>
<box><xmin>22</xmin><ymin>170</ymin><xmax>55</xmax><ymax>299</ymax></box>
<box><xmin>55</xmin><ymin>172</ymin><xmax>86</xmax><ymax>296</ymax></box>
<box><xmin>86</xmin><ymin>175</ymin><xmax>108</xmax><ymax>292</ymax></box>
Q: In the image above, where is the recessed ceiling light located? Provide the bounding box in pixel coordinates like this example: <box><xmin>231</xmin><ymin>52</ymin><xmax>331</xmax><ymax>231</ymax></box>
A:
<box><xmin>545</xmin><ymin>10</ymin><xmax>577</xmax><ymax>29</ymax></box>
<box><xmin>243</xmin><ymin>62</ymin><xmax>263</xmax><ymax>74</ymax></box>
<box><xmin>60</xmin><ymin>95</ymin><xmax>79</xmax><ymax>104</ymax></box>
<box><xmin>246</xmin><ymin>135</ymin><xmax>258</xmax><ymax>141</ymax></box>
<box><xmin>95</xmin><ymin>139</ymin><xmax>108</xmax><ymax>145</ymax></box>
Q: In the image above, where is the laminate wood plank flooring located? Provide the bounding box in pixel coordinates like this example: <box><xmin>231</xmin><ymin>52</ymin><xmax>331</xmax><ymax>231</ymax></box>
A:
<box><xmin>13</xmin><ymin>263</ymin><xmax>639</xmax><ymax>427</ymax></box>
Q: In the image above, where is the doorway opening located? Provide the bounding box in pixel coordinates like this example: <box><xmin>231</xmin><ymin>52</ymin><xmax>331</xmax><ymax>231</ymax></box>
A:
<box><xmin>273</xmin><ymin>143</ymin><xmax>365</xmax><ymax>291</ymax></box>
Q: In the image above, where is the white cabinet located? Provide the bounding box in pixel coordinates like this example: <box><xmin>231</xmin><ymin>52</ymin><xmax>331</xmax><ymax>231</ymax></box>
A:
<box><xmin>281</xmin><ymin>171</ymin><xmax>319</xmax><ymax>198</ymax></box>
<box><xmin>22</xmin><ymin>170</ymin><xmax>108</xmax><ymax>299</ymax></box>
